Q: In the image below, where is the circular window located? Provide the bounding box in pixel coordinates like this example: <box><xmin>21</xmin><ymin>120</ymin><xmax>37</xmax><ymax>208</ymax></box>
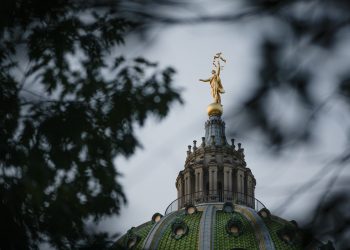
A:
<box><xmin>229</xmin><ymin>225</ymin><xmax>239</xmax><ymax>234</ymax></box>
<box><xmin>171</xmin><ymin>218</ymin><xmax>189</xmax><ymax>240</ymax></box>
<box><xmin>185</xmin><ymin>204</ymin><xmax>197</xmax><ymax>215</ymax></box>
<box><xmin>223</xmin><ymin>202</ymin><xmax>234</xmax><ymax>213</ymax></box>
<box><xmin>127</xmin><ymin>238</ymin><xmax>137</xmax><ymax>249</ymax></box>
<box><xmin>175</xmin><ymin>226</ymin><xmax>185</xmax><ymax>236</ymax></box>
<box><xmin>282</xmin><ymin>234</ymin><xmax>291</xmax><ymax>243</ymax></box>
<box><xmin>258</xmin><ymin>208</ymin><xmax>271</xmax><ymax>219</ymax></box>
<box><xmin>277</xmin><ymin>226</ymin><xmax>296</xmax><ymax>245</ymax></box>
<box><xmin>124</xmin><ymin>232</ymin><xmax>140</xmax><ymax>250</ymax></box>
<box><xmin>225</xmin><ymin>217</ymin><xmax>243</xmax><ymax>237</ymax></box>
<box><xmin>154</xmin><ymin>215</ymin><xmax>161</xmax><ymax>222</ymax></box>
<box><xmin>151</xmin><ymin>212</ymin><xmax>163</xmax><ymax>223</ymax></box>
<box><xmin>187</xmin><ymin>207</ymin><xmax>196</xmax><ymax>214</ymax></box>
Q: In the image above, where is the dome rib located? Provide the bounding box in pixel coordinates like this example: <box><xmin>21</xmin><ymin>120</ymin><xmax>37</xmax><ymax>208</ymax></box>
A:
<box><xmin>198</xmin><ymin>205</ymin><xmax>216</xmax><ymax>250</ymax></box>
<box><xmin>142</xmin><ymin>211</ymin><xmax>181</xmax><ymax>249</ymax></box>
<box><xmin>235</xmin><ymin>205</ymin><xmax>276</xmax><ymax>250</ymax></box>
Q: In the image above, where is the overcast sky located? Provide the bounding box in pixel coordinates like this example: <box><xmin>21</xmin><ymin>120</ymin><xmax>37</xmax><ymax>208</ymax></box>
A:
<box><xmin>96</xmin><ymin>4</ymin><xmax>350</xmax><ymax>238</ymax></box>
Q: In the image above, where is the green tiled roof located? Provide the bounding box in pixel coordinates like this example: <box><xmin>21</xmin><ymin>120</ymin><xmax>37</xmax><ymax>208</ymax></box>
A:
<box><xmin>215</xmin><ymin>211</ymin><xmax>259</xmax><ymax>250</ymax></box>
<box><xmin>157</xmin><ymin>212</ymin><xmax>202</xmax><ymax>250</ymax></box>
<box><xmin>263</xmin><ymin>216</ymin><xmax>302</xmax><ymax>250</ymax></box>
<box><xmin>134</xmin><ymin>222</ymin><xmax>154</xmax><ymax>249</ymax></box>
<box><xmin>115</xmin><ymin>204</ymin><xmax>331</xmax><ymax>250</ymax></box>
<box><xmin>115</xmin><ymin>221</ymin><xmax>154</xmax><ymax>250</ymax></box>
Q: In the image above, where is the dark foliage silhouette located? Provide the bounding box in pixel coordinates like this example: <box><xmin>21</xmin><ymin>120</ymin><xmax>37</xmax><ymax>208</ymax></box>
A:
<box><xmin>0</xmin><ymin>0</ymin><xmax>182</xmax><ymax>249</ymax></box>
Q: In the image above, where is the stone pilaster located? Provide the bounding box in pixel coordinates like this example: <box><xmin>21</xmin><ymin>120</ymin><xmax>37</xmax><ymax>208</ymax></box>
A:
<box><xmin>223</xmin><ymin>165</ymin><xmax>232</xmax><ymax>196</ymax></box>
<box><xmin>177</xmin><ymin>177</ymin><xmax>183</xmax><ymax>208</ymax></box>
<box><xmin>209</xmin><ymin>165</ymin><xmax>218</xmax><ymax>196</ymax></box>
<box><xmin>236</xmin><ymin>169</ymin><xmax>244</xmax><ymax>193</ymax></box>
<box><xmin>247</xmin><ymin>174</ymin><xmax>253</xmax><ymax>207</ymax></box>
<box><xmin>184</xmin><ymin>171</ymin><xmax>192</xmax><ymax>203</ymax></box>
<box><xmin>177</xmin><ymin>179</ymin><xmax>182</xmax><ymax>198</ymax></box>
<box><xmin>195</xmin><ymin>167</ymin><xmax>204</xmax><ymax>198</ymax></box>
<box><xmin>184</xmin><ymin>172</ymin><xmax>190</xmax><ymax>195</ymax></box>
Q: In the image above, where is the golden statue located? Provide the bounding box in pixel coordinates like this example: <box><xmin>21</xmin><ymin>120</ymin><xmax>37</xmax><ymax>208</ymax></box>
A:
<box><xmin>199</xmin><ymin>52</ymin><xmax>226</xmax><ymax>104</ymax></box>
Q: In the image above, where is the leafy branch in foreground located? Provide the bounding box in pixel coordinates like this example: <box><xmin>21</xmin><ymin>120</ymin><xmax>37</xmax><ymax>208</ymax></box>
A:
<box><xmin>0</xmin><ymin>1</ymin><xmax>182</xmax><ymax>249</ymax></box>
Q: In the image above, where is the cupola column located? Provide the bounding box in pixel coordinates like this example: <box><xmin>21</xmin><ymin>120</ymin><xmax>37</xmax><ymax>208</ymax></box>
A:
<box><xmin>184</xmin><ymin>171</ymin><xmax>192</xmax><ymax>203</ymax></box>
<box><xmin>236</xmin><ymin>169</ymin><xmax>245</xmax><ymax>202</ymax></box>
<box><xmin>209</xmin><ymin>165</ymin><xmax>218</xmax><ymax>198</ymax></box>
<box><xmin>223</xmin><ymin>166</ymin><xmax>232</xmax><ymax>197</ymax></box>
<box><xmin>177</xmin><ymin>177</ymin><xmax>183</xmax><ymax>208</ymax></box>
<box><xmin>247</xmin><ymin>174</ymin><xmax>254</xmax><ymax>207</ymax></box>
<box><xmin>194</xmin><ymin>168</ymin><xmax>203</xmax><ymax>198</ymax></box>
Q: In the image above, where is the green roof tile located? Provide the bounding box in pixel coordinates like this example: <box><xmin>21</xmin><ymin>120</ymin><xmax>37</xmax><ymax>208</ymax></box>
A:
<box><xmin>215</xmin><ymin>211</ymin><xmax>259</xmax><ymax>250</ymax></box>
<box><xmin>264</xmin><ymin>217</ymin><xmax>302</xmax><ymax>250</ymax></box>
<box><xmin>157</xmin><ymin>212</ymin><xmax>202</xmax><ymax>250</ymax></box>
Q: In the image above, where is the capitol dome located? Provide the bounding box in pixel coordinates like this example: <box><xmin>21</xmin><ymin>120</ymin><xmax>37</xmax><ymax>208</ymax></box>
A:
<box><xmin>115</xmin><ymin>93</ymin><xmax>334</xmax><ymax>250</ymax></box>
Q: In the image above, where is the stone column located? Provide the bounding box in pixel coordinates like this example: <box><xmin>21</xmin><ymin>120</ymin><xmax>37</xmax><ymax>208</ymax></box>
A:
<box><xmin>194</xmin><ymin>168</ymin><xmax>203</xmax><ymax>200</ymax></box>
<box><xmin>236</xmin><ymin>169</ymin><xmax>244</xmax><ymax>193</ymax></box>
<box><xmin>177</xmin><ymin>179</ymin><xmax>181</xmax><ymax>198</ymax></box>
<box><xmin>199</xmin><ymin>168</ymin><xmax>203</xmax><ymax>194</ymax></box>
<box><xmin>177</xmin><ymin>177</ymin><xmax>183</xmax><ymax>208</ymax></box>
<box><xmin>223</xmin><ymin>166</ymin><xmax>232</xmax><ymax>200</ymax></box>
<box><xmin>194</xmin><ymin>171</ymin><xmax>198</xmax><ymax>192</ymax></box>
<box><xmin>236</xmin><ymin>169</ymin><xmax>245</xmax><ymax>204</ymax></box>
<box><xmin>253</xmin><ymin>184</ymin><xmax>256</xmax><ymax>208</ymax></box>
<box><xmin>209</xmin><ymin>165</ymin><xmax>217</xmax><ymax>201</ymax></box>
<box><xmin>247</xmin><ymin>175</ymin><xmax>253</xmax><ymax>208</ymax></box>
<box><xmin>229</xmin><ymin>169</ymin><xmax>233</xmax><ymax>193</ymax></box>
<box><xmin>184</xmin><ymin>171</ymin><xmax>191</xmax><ymax>204</ymax></box>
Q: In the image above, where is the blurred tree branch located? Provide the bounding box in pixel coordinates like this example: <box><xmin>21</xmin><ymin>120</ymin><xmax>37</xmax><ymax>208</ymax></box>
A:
<box><xmin>0</xmin><ymin>0</ymin><xmax>183</xmax><ymax>249</ymax></box>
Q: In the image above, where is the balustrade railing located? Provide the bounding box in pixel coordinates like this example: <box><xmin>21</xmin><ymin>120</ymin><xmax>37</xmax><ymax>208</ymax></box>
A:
<box><xmin>165</xmin><ymin>190</ymin><xmax>265</xmax><ymax>215</ymax></box>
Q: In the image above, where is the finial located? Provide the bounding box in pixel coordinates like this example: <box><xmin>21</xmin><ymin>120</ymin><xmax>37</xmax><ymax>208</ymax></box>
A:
<box><xmin>231</xmin><ymin>138</ymin><xmax>235</xmax><ymax>149</ymax></box>
<box><xmin>238</xmin><ymin>143</ymin><xmax>241</xmax><ymax>150</ymax></box>
<box><xmin>187</xmin><ymin>145</ymin><xmax>192</xmax><ymax>156</ymax></box>
<box><xmin>193</xmin><ymin>140</ymin><xmax>197</xmax><ymax>150</ymax></box>
<box><xmin>201</xmin><ymin>137</ymin><xmax>205</xmax><ymax>147</ymax></box>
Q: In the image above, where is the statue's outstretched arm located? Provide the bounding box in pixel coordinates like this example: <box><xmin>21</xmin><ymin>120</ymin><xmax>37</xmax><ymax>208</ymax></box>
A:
<box><xmin>199</xmin><ymin>78</ymin><xmax>210</xmax><ymax>82</ymax></box>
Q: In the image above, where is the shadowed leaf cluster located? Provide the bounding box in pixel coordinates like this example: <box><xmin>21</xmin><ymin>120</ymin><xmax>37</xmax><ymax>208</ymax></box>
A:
<box><xmin>0</xmin><ymin>0</ymin><xmax>182</xmax><ymax>249</ymax></box>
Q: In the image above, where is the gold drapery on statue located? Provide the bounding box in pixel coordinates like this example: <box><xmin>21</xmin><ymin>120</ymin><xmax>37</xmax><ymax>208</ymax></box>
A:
<box><xmin>199</xmin><ymin>52</ymin><xmax>226</xmax><ymax>104</ymax></box>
